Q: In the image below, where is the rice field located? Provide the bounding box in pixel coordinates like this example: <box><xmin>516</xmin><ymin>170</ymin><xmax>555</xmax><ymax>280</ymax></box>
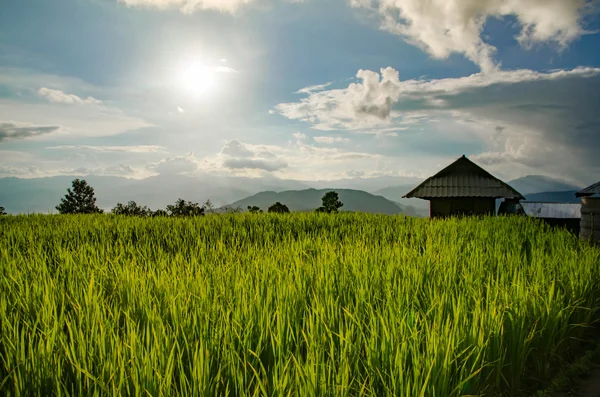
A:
<box><xmin>1</xmin><ymin>213</ymin><xmax>600</xmax><ymax>396</ymax></box>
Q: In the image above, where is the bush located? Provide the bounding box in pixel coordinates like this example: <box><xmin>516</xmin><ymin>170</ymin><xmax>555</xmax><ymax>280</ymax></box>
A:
<box><xmin>268</xmin><ymin>202</ymin><xmax>290</xmax><ymax>213</ymax></box>
<box><xmin>166</xmin><ymin>198</ymin><xmax>205</xmax><ymax>217</ymax></box>
<box><xmin>112</xmin><ymin>201</ymin><xmax>152</xmax><ymax>217</ymax></box>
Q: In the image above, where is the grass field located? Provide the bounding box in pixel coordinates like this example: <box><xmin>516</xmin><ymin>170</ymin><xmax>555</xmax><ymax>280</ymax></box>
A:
<box><xmin>1</xmin><ymin>213</ymin><xmax>600</xmax><ymax>396</ymax></box>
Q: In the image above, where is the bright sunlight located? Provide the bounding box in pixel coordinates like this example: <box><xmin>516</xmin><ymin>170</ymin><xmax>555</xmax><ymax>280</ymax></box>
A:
<box><xmin>178</xmin><ymin>60</ymin><xmax>217</xmax><ymax>96</ymax></box>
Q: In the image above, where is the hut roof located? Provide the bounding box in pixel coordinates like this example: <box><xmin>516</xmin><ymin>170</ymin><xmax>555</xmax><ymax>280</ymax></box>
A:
<box><xmin>403</xmin><ymin>155</ymin><xmax>525</xmax><ymax>200</ymax></box>
<box><xmin>576</xmin><ymin>181</ymin><xmax>600</xmax><ymax>197</ymax></box>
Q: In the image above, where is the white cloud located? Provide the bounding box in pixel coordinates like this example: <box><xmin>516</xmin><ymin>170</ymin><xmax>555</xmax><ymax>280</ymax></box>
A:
<box><xmin>0</xmin><ymin>99</ymin><xmax>151</xmax><ymax>138</ymax></box>
<box><xmin>45</xmin><ymin>145</ymin><xmax>166</xmax><ymax>153</ymax></box>
<box><xmin>0</xmin><ymin>136</ymin><xmax>427</xmax><ymax>182</ymax></box>
<box><xmin>0</xmin><ymin>150</ymin><xmax>33</xmax><ymax>162</ymax></box>
<box><xmin>275</xmin><ymin>67</ymin><xmax>403</xmax><ymax>131</ymax></box>
<box><xmin>60</xmin><ymin>164</ymin><xmax>136</xmax><ymax>177</ymax></box>
<box><xmin>148</xmin><ymin>153</ymin><xmax>200</xmax><ymax>175</ymax></box>
<box><xmin>38</xmin><ymin>87</ymin><xmax>102</xmax><ymax>105</ymax></box>
<box><xmin>215</xmin><ymin>66</ymin><xmax>239</xmax><ymax>74</ymax></box>
<box><xmin>119</xmin><ymin>0</ymin><xmax>303</xmax><ymax>14</ymax></box>
<box><xmin>201</xmin><ymin>138</ymin><xmax>383</xmax><ymax>177</ymax></box>
<box><xmin>223</xmin><ymin>158</ymin><xmax>288</xmax><ymax>172</ymax></box>
<box><xmin>177</xmin><ymin>106</ymin><xmax>185</xmax><ymax>113</ymax></box>
<box><xmin>291</xmin><ymin>140</ymin><xmax>379</xmax><ymax>161</ymax></box>
<box><xmin>313</xmin><ymin>136</ymin><xmax>349</xmax><ymax>144</ymax></box>
<box><xmin>345</xmin><ymin>169</ymin><xmax>366</xmax><ymax>178</ymax></box>
<box><xmin>0</xmin><ymin>164</ymin><xmax>41</xmax><ymax>176</ymax></box>
<box><xmin>296</xmin><ymin>82</ymin><xmax>333</xmax><ymax>94</ymax></box>
<box><xmin>275</xmin><ymin>66</ymin><xmax>600</xmax><ymax>131</ymax></box>
<box><xmin>292</xmin><ymin>132</ymin><xmax>307</xmax><ymax>140</ymax></box>
<box><xmin>0</xmin><ymin>162</ymin><xmax>146</xmax><ymax>179</ymax></box>
<box><xmin>0</xmin><ymin>121</ymin><xmax>61</xmax><ymax>142</ymax></box>
<box><xmin>275</xmin><ymin>65</ymin><xmax>600</xmax><ymax>182</ymax></box>
<box><xmin>220</xmin><ymin>139</ymin><xmax>255</xmax><ymax>158</ymax></box>
<box><xmin>0</xmin><ymin>69</ymin><xmax>150</xmax><ymax>139</ymax></box>
<box><xmin>219</xmin><ymin>140</ymin><xmax>287</xmax><ymax>172</ymax></box>
<box><xmin>351</xmin><ymin>0</ymin><xmax>596</xmax><ymax>72</ymax></box>
<box><xmin>400</xmin><ymin>66</ymin><xmax>600</xmax><ymax>94</ymax></box>
<box><xmin>0</xmin><ymin>67</ymin><xmax>101</xmax><ymax>98</ymax></box>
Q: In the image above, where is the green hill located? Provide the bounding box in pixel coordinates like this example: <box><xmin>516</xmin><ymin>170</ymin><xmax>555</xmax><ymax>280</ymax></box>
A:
<box><xmin>373</xmin><ymin>185</ymin><xmax>429</xmax><ymax>217</ymax></box>
<box><xmin>223</xmin><ymin>188</ymin><xmax>404</xmax><ymax>215</ymax></box>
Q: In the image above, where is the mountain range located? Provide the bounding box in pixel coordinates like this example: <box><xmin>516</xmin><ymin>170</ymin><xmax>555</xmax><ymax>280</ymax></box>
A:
<box><xmin>0</xmin><ymin>174</ymin><xmax>588</xmax><ymax>215</ymax></box>
<box><xmin>504</xmin><ymin>175</ymin><xmax>581</xmax><ymax>196</ymax></box>
<box><xmin>222</xmin><ymin>189</ymin><xmax>404</xmax><ymax>215</ymax></box>
<box><xmin>521</xmin><ymin>190</ymin><xmax>581</xmax><ymax>203</ymax></box>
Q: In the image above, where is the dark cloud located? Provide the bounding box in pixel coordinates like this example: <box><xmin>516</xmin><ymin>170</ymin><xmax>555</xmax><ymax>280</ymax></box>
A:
<box><xmin>355</xmin><ymin>97</ymin><xmax>394</xmax><ymax>119</ymax></box>
<box><xmin>0</xmin><ymin>122</ymin><xmax>60</xmax><ymax>142</ymax></box>
<box><xmin>443</xmin><ymin>74</ymin><xmax>600</xmax><ymax>170</ymax></box>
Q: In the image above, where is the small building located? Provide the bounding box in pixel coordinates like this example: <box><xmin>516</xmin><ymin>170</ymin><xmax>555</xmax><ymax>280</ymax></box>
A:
<box><xmin>576</xmin><ymin>181</ymin><xmax>600</xmax><ymax>244</ymax></box>
<box><xmin>403</xmin><ymin>155</ymin><xmax>525</xmax><ymax>218</ymax></box>
<box><xmin>520</xmin><ymin>202</ymin><xmax>581</xmax><ymax>235</ymax></box>
<box><xmin>576</xmin><ymin>181</ymin><xmax>600</xmax><ymax>198</ymax></box>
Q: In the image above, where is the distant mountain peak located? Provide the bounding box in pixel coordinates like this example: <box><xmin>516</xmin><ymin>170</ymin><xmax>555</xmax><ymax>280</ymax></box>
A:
<box><xmin>507</xmin><ymin>175</ymin><xmax>581</xmax><ymax>196</ymax></box>
<box><xmin>222</xmin><ymin>188</ymin><xmax>405</xmax><ymax>215</ymax></box>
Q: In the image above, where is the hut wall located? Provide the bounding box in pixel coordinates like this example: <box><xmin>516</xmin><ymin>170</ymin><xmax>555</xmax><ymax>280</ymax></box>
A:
<box><xmin>581</xmin><ymin>197</ymin><xmax>600</xmax><ymax>245</ymax></box>
<box><xmin>430</xmin><ymin>198</ymin><xmax>495</xmax><ymax>218</ymax></box>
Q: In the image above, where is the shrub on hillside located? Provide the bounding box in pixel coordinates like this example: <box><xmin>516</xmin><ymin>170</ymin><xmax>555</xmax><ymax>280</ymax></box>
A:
<box><xmin>166</xmin><ymin>198</ymin><xmax>205</xmax><ymax>217</ymax></box>
<box><xmin>112</xmin><ymin>201</ymin><xmax>152</xmax><ymax>217</ymax></box>
<box><xmin>268</xmin><ymin>202</ymin><xmax>290</xmax><ymax>213</ymax></box>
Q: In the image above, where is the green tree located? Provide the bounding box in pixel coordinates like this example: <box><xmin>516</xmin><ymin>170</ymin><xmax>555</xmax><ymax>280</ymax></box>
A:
<box><xmin>56</xmin><ymin>179</ymin><xmax>103</xmax><ymax>214</ymax></box>
<box><xmin>204</xmin><ymin>199</ymin><xmax>215</xmax><ymax>214</ymax></box>
<box><xmin>166</xmin><ymin>198</ymin><xmax>205</xmax><ymax>217</ymax></box>
<box><xmin>152</xmin><ymin>209</ymin><xmax>168</xmax><ymax>217</ymax></box>
<box><xmin>0</xmin><ymin>206</ymin><xmax>6</xmax><ymax>215</ymax></box>
<box><xmin>247</xmin><ymin>205</ymin><xmax>262</xmax><ymax>213</ymax></box>
<box><xmin>317</xmin><ymin>191</ymin><xmax>343</xmax><ymax>213</ymax></box>
<box><xmin>268</xmin><ymin>202</ymin><xmax>290</xmax><ymax>214</ymax></box>
<box><xmin>224</xmin><ymin>205</ymin><xmax>243</xmax><ymax>214</ymax></box>
<box><xmin>112</xmin><ymin>201</ymin><xmax>152</xmax><ymax>217</ymax></box>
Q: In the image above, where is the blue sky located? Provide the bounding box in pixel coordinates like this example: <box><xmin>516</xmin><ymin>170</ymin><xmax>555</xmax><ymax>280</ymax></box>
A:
<box><xmin>1</xmin><ymin>0</ymin><xmax>599</xmax><ymax>186</ymax></box>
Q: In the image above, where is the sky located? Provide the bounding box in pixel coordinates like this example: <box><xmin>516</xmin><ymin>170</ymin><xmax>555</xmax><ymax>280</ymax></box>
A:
<box><xmin>1</xmin><ymin>0</ymin><xmax>599</xmax><ymax>187</ymax></box>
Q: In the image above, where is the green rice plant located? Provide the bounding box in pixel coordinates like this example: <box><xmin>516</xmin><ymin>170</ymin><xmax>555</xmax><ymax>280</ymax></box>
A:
<box><xmin>1</xmin><ymin>213</ymin><xmax>599</xmax><ymax>396</ymax></box>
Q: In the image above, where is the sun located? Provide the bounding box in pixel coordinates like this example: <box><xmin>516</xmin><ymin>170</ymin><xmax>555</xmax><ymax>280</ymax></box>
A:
<box><xmin>179</xmin><ymin>61</ymin><xmax>217</xmax><ymax>96</ymax></box>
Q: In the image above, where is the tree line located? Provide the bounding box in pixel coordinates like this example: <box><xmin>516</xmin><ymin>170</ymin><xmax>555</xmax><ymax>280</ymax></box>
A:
<box><xmin>0</xmin><ymin>178</ymin><xmax>344</xmax><ymax>216</ymax></box>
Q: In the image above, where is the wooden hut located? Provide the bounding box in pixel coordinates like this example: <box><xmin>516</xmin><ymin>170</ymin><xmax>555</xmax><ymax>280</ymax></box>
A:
<box><xmin>403</xmin><ymin>155</ymin><xmax>525</xmax><ymax>218</ymax></box>
<box><xmin>576</xmin><ymin>181</ymin><xmax>600</xmax><ymax>244</ymax></box>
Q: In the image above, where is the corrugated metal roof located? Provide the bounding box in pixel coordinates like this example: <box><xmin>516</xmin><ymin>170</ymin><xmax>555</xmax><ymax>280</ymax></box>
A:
<box><xmin>521</xmin><ymin>202</ymin><xmax>581</xmax><ymax>219</ymax></box>
<box><xmin>403</xmin><ymin>155</ymin><xmax>525</xmax><ymax>199</ymax></box>
<box><xmin>576</xmin><ymin>181</ymin><xmax>600</xmax><ymax>197</ymax></box>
